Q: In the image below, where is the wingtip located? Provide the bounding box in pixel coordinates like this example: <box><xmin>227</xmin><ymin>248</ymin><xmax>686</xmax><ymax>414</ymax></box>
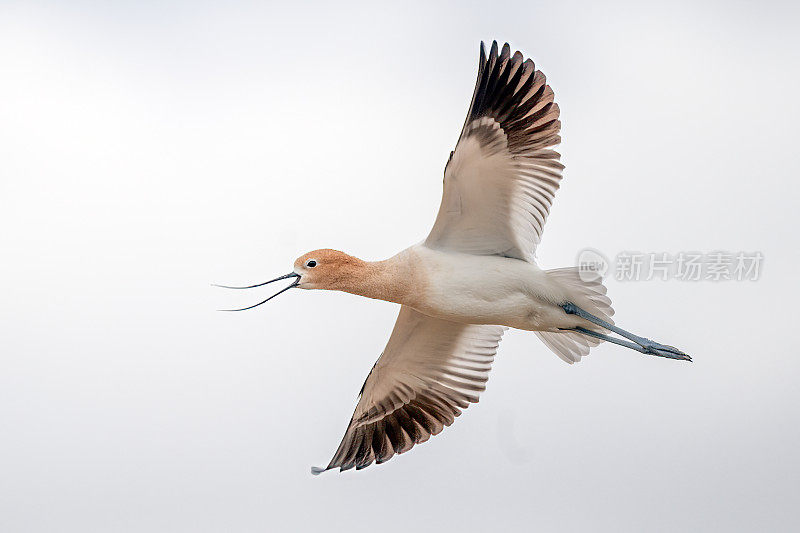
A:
<box><xmin>489</xmin><ymin>40</ymin><xmax>499</xmax><ymax>58</ymax></box>
<box><xmin>310</xmin><ymin>466</ymin><xmax>327</xmax><ymax>476</ymax></box>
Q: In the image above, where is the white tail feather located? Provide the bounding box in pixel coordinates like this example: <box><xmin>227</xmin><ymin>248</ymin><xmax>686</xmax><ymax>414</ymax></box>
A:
<box><xmin>535</xmin><ymin>267</ymin><xmax>615</xmax><ymax>364</ymax></box>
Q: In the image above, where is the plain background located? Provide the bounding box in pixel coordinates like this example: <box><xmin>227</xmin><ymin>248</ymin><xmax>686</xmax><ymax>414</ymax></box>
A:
<box><xmin>2</xmin><ymin>1</ymin><xmax>799</xmax><ymax>531</ymax></box>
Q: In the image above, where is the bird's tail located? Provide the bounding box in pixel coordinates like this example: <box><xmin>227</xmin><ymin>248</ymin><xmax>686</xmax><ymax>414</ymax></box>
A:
<box><xmin>535</xmin><ymin>267</ymin><xmax>615</xmax><ymax>364</ymax></box>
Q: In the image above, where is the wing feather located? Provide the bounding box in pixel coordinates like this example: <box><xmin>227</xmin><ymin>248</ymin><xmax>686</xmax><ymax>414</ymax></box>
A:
<box><xmin>426</xmin><ymin>41</ymin><xmax>564</xmax><ymax>261</ymax></box>
<box><xmin>311</xmin><ymin>307</ymin><xmax>505</xmax><ymax>474</ymax></box>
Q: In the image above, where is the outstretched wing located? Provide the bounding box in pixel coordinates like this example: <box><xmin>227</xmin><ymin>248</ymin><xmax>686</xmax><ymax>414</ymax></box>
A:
<box><xmin>312</xmin><ymin>306</ymin><xmax>505</xmax><ymax>474</ymax></box>
<box><xmin>425</xmin><ymin>41</ymin><xmax>563</xmax><ymax>262</ymax></box>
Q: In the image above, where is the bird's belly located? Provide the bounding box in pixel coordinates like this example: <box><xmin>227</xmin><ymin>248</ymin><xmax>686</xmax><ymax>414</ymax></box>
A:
<box><xmin>415</xmin><ymin>288</ymin><xmax>527</xmax><ymax>324</ymax></box>
<box><xmin>413</xmin><ymin>288</ymin><xmax>580</xmax><ymax>332</ymax></box>
<box><xmin>406</xmin><ymin>247</ymin><xmax>574</xmax><ymax>331</ymax></box>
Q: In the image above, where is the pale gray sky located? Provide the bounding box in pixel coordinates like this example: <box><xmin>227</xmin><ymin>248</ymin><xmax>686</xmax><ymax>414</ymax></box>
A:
<box><xmin>1</xmin><ymin>1</ymin><xmax>799</xmax><ymax>531</ymax></box>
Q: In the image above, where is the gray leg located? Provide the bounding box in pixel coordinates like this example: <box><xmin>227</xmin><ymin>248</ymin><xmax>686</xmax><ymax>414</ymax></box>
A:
<box><xmin>563</xmin><ymin>303</ymin><xmax>691</xmax><ymax>362</ymax></box>
<box><xmin>569</xmin><ymin>327</ymin><xmax>692</xmax><ymax>362</ymax></box>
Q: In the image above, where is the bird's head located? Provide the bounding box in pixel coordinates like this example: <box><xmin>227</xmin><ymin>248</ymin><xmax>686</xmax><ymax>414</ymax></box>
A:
<box><xmin>292</xmin><ymin>249</ymin><xmax>364</xmax><ymax>290</ymax></box>
<box><xmin>215</xmin><ymin>249</ymin><xmax>365</xmax><ymax>311</ymax></box>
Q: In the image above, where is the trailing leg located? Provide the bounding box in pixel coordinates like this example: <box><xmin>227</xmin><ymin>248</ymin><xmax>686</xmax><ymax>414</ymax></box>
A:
<box><xmin>562</xmin><ymin>303</ymin><xmax>691</xmax><ymax>362</ymax></box>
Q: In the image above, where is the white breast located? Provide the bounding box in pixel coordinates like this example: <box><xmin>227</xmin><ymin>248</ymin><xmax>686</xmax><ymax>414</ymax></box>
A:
<box><xmin>405</xmin><ymin>244</ymin><xmax>569</xmax><ymax>330</ymax></box>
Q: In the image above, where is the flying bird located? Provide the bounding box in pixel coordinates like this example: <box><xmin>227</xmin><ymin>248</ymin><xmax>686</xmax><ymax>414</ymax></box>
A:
<box><xmin>217</xmin><ymin>41</ymin><xmax>691</xmax><ymax>474</ymax></box>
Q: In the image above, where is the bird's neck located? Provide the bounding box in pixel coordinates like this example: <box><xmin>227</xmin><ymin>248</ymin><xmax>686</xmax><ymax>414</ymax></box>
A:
<box><xmin>336</xmin><ymin>254</ymin><xmax>414</xmax><ymax>305</ymax></box>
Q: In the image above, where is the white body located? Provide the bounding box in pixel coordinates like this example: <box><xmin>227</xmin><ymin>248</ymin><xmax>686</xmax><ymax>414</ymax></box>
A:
<box><xmin>402</xmin><ymin>244</ymin><xmax>586</xmax><ymax>332</ymax></box>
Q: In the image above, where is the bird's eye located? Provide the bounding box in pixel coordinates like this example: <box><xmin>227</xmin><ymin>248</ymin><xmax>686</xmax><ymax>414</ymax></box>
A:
<box><xmin>306</xmin><ymin>260</ymin><xmax>317</xmax><ymax>268</ymax></box>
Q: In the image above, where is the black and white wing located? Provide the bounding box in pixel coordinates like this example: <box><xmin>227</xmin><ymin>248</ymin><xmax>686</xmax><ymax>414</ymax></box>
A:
<box><xmin>312</xmin><ymin>306</ymin><xmax>505</xmax><ymax>474</ymax></box>
<box><xmin>426</xmin><ymin>41</ymin><xmax>563</xmax><ymax>262</ymax></box>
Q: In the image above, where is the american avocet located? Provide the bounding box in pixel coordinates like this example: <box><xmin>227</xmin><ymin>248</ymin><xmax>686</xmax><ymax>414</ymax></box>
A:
<box><xmin>218</xmin><ymin>41</ymin><xmax>690</xmax><ymax>474</ymax></box>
